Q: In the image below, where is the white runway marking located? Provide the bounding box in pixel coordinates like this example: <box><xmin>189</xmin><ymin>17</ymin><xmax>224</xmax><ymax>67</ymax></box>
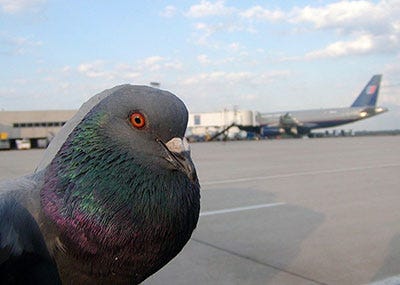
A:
<box><xmin>200</xmin><ymin>202</ymin><xmax>285</xmax><ymax>217</ymax></box>
<box><xmin>202</xmin><ymin>163</ymin><xmax>400</xmax><ymax>186</ymax></box>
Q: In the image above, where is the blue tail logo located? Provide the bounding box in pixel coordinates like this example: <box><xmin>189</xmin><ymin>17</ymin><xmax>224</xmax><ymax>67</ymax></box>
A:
<box><xmin>351</xmin><ymin>75</ymin><xmax>382</xmax><ymax>107</ymax></box>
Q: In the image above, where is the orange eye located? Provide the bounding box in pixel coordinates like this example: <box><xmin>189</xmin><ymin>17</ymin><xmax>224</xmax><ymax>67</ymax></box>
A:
<box><xmin>130</xmin><ymin>112</ymin><xmax>146</xmax><ymax>129</ymax></box>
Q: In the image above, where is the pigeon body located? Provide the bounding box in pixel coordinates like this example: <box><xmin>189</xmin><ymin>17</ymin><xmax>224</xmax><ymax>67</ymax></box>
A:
<box><xmin>0</xmin><ymin>85</ymin><xmax>200</xmax><ymax>284</ymax></box>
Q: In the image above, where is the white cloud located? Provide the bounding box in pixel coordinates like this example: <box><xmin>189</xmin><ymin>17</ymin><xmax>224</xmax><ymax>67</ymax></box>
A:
<box><xmin>142</xmin><ymin>56</ymin><xmax>164</xmax><ymax>65</ymax></box>
<box><xmin>192</xmin><ymin>22</ymin><xmax>222</xmax><ymax>46</ymax></box>
<box><xmin>227</xmin><ymin>42</ymin><xmax>241</xmax><ymax>52</ymax></box>
<box><xmin>240</xmin><ymin>5</ymin><xmax>285</xmax><ymax>21</ymax></box>
<box><xmin>290</xmin><ymin>1</ymin><xmax>387</xmax><ymax>30</ymax></box>
<box><xmin>0</xmin><ymin>0</ymin><xmax>45</xmax><ymax>14</ymax></box>
<box><xmin>184</xmin><ymin>1</ymin><xmax>400</xmax><ymax>58</ymax></box>
<box><xmin>174</xmin><ymin>69</ymin><xmax>293</xmax><ymax>113</ymax></box>
<box><xmin>382</xmin><ymin>55</ymin><xmax>400</xmax><ymax>105</ymax></box>
<box><xmin>114</xmin><ymin>63</ymin><xmax>141</xmax><ymax>80</ymax></box>
<box><xmin>285</xmin><ymin>0</ymin><xmax>400</xmax><ymax>58</ymax></box>
<box><xmin>164</xmin><ymin>60</ymin><xmax>183</xmax><ymax>70</ymax></box>
<box><xmin>186</xmin><ymin>0</ymin><xmax>235</xmax><ymax>18</ymax></box>
<box><xmin>137</xmin><ymin>56</ymin><xmax>183</xmax><ymax>71</ymax></box>
<box><xmin>139</xmin><ymin>56</ymin><xmax>164</xmax><ymax>71</ymax></box>
<box><xmin>77</xmin><ymin>61</ymin><xmax>140</xmax><ymax>80</ymax></box>
<box><xmin>61</xmin><ymin>65</ymin><xmax>71</xmax><ymax>73</ymax></box>
<box><xmin>240</xmin><ymin>93</ymin><xmax>259</xmax><ymax>101</ymax></box>
<box><xmin>77</xmin><ymin>57</ymin><xmax>182</xmax><ymax>81</ymax></box>
<box><xmin>305</xmin><ymin>34</ymin><xmax>374</xmax><ymax>59</ymax></box>
<box><xmin>183</xmin><ymin>71</ymin><xmax>252</xmax><ymax>85</ymax></box>
<box><xmin>182</xmin><ymin>70</ymin><xmax>290</xmax><ymax>86</ymax></box>
<box><xmin>192</xmin><ymin>21</ymin><xmax>252</xmax><ymax>48</ymax></box>
<box><xmin>77</xmin><ymin>61</ymin><xmax>111</xmax><ymax>79</ymax></box>
<box><xmin>0</xmin><ymin>34</ymin><xmax>42</xmax><ymax>55</ymax></box>
<box><xmin>12</xmin><ymin>78</ymin><xmax>30</xmax><ymax>85</ymax></box>
<box><xmin>197</xmin><ymin>54</ymin><xmax>211</xmax><ymax>65</ymax></box>
<box><xmin>194</xmin><ymin>21</ymin><xmax>244</xmax><ymax>34</ymax></box>
<box><xmin>160</xmin><ymin>5</ymin><xmax>177</xmax><ymax>18</ymax></box>
<box><xmin>60</xmin><ymin>82</ymin><xmax>70</xmax><ymax>90</ymax></box>
<box><xmin>259</xmin><ymin>70</ymin><xmax>292</xmax><ymax>81</ymax></box>
<box><xmin>382</xmin><ymin>93</ymin><xmax>400</xmax><ymax>105</ymax></box>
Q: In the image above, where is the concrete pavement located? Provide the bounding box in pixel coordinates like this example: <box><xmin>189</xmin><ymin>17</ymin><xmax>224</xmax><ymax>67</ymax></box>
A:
<box><xmin>1</xmin><ymin>136</ymin><xmax>400</xmax><ymax>284</ymax></box>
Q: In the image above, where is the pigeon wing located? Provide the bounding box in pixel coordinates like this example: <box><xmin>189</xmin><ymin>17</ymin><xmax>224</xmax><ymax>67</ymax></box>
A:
<box><xmin>0</xmin><ymin>178</ymin><xmax>61</xmax><ymax>284</ymax></box>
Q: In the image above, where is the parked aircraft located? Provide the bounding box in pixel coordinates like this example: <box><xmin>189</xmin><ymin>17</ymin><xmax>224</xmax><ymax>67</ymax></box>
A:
<box><xmin>245</xmin><ymin>75</ymin><xmax>387</xmax><ymax>137</ymax></box>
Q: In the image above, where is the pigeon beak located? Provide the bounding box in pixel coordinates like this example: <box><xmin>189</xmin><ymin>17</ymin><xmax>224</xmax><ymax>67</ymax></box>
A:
<box><xmin>157</xmin><ymin>137</ymin><xmax>197</xmax><ymax>182</ymax></box>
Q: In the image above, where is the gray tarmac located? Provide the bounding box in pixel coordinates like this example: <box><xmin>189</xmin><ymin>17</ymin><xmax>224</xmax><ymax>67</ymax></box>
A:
<box><xmin>1</xmin><ymin>136</ymin><xmax>400</xmax><ymax>285</ymax></box>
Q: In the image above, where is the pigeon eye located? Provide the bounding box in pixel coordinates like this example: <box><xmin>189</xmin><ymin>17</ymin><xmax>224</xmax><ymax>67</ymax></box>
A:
<box><xmin>130</xmin><ymin>112</ymin><xmax>146</xmax><ymax>129</ymax></box>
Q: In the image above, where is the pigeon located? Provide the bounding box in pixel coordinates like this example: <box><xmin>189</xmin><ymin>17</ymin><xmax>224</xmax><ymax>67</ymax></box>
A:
<box><xmin>0</xmin><ymin>85</ymin><xmax>200</xmax><ymax>284</ymax></box>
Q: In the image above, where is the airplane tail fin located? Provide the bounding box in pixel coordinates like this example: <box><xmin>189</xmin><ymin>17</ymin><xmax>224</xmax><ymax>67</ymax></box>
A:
<box><xmin>351</xmin><ymin>74</ymin><xmax>382</xmax><ymax>107</ymax></box>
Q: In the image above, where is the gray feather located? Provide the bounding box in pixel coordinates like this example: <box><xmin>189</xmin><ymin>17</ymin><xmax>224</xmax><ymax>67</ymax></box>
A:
<box><xmin>36</xmin><ymin>85</ymin><xmax>130</xmax><ymax>171</ymax></box>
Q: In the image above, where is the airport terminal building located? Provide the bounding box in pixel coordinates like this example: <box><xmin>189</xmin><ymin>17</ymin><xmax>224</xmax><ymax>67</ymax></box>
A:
<box><xmin>0</xmin><ymin>110</ymin><xmax>76</xmax><ymax>149</ymax></box>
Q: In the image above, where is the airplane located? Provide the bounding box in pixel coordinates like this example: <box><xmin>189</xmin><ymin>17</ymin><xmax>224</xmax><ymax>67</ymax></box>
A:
<box><xmin>240</xmin><ymin>75</ymin><xmax>388</xmax><ymax>137</ymax></box>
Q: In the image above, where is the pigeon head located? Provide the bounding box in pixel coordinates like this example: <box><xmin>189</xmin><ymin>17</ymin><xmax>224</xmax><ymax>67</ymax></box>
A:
<box><xmin>39</xmin><ymin>85</ymin><xmax>200</xmax><ymax>283</ymax></box>
<box><xmin>79</xmin><ymin>85</ymin><xmax>196</xmax><ymax>178</ymax></box>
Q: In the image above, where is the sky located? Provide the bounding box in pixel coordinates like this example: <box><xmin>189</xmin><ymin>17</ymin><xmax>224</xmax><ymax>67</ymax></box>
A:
<box><xmin>1</xmin><ymin>0</ymin><xmax>400</xmax><ymax>130</ymax></box>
